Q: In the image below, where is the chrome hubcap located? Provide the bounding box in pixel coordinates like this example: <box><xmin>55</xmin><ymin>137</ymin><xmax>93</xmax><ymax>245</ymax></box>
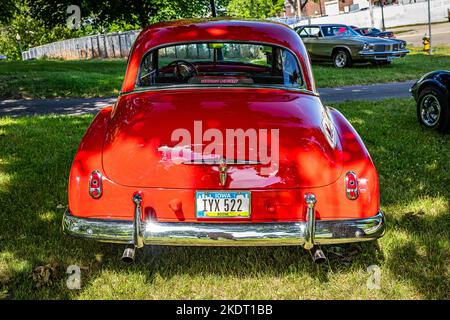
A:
<box><xmin>335</xmin><ymin>52</ymin><xmax>347</xmax><ymax>67</ymax></box>
<box><xmin>420</xmin><ymin>94</ymin><xmax>441</xmax><ymax>127</ymax></box>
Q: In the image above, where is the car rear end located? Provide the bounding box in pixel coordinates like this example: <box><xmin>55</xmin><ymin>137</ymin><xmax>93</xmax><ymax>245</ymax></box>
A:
<box><xmin>62</xmin><ymin>20</ymin><xmax>385</xmax><ymax>262</ymax></box>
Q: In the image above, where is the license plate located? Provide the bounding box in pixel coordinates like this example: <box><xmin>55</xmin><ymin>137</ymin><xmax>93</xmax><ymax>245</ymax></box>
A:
<box><xmin>196</xmin><ymin>191</ymin><xmax>251</xmax><ymax>218</ymax></box>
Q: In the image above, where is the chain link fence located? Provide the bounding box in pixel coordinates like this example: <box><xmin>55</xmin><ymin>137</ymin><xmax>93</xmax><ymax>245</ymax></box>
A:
<box><xmin>21</xmin><ymin>30</ymin><xmax>141</xmax><ymax>60</ymax></box>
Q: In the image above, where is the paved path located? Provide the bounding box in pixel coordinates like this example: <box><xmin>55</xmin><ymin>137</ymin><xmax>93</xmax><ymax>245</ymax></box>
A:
<box><xmin>0</xmin><ymin>97</ymin><xmax>117</xmax><ymax>117</ymax></box>
<box><xmin>391</xmin><ymin>22</ymin><xmax>450</xmax><ymax>47</ymax></box>
<box><xmin>319</xmin><ymin>80</ymin><xmax>415</xmax><ymax>104</ymax></box>
<box><xmin>0</xmin><ymin>80</ymin><xmax>415</xmax><ymax>117</ymax></box>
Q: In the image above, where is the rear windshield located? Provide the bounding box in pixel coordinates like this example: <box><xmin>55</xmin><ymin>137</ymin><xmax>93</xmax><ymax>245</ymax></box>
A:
<box><xmin>137</xmin><ymin>42</ymin><xmax>304</xmax><ymax>89</ymax></box>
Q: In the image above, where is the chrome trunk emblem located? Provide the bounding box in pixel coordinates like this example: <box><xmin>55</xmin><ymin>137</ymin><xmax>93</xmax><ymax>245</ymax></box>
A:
<box><xmin>181</xmin><ymin>157</ymin><xmax>261</xmax><ymax>187</ymax></box>
<box><xmin>219</xmin><ymin>158</ymin><xmax>228</xmax><ymax>186</ymax></box>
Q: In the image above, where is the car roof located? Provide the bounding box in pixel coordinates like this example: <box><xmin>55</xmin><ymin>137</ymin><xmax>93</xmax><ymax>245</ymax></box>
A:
<box><xmin>298</xmin><ymin>24</ymin><xmax>348</xmax><ymax>28</ymax></box>
<box><xmin>135</xmin><ymin>18</ymin><xmax>299</xmax><ymax>51</ymax></box>
<box><xmin>121</xmin><ymin>19</ymin><xmax>315</xmax><ymax>93</ymax></box>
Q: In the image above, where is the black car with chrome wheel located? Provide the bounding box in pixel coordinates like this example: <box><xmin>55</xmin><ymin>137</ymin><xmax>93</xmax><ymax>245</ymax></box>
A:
<box><xmin>410</xmin><ymin>71</ymin><xmax>450</xmax><ymax>133</ymax></box>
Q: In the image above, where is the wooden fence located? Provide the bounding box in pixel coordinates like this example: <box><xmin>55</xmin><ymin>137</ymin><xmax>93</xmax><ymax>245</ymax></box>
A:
<box><xmin>21</xmin><ymin>30</ymin><xmax>141</xmax><ymax>60</ymax></box>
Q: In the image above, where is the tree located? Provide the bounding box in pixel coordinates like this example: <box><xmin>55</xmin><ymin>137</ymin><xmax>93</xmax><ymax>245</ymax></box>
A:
<box><xmin>0</xmin><ymin>1</ymin><xmax>85</xmax><ymax>59</ymax></box>
<box><xmin>286</xmin><ymin>0</ymin><xmax>322</xmax><ymax>17</ymax></box>
<box><xmin>227</xmin><ymin>0</ymin><xmax>285</xmax><ymax>18</ymax></box>
<box><xmin>0</xmin><ymin>0</ymin><xmax>18</xmax><ymax>23</ymax></box>
<box><xmin>27</xmin><ymin>0</ymin><xmax>216</xmax><ymax>30</ymax></box>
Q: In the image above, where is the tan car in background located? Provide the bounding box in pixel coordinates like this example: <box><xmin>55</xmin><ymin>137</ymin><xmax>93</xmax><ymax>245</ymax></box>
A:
<box><xmin>295</xmin><ymin>24</ymin><xmax>408</xmax><ymax>68</ymax></box>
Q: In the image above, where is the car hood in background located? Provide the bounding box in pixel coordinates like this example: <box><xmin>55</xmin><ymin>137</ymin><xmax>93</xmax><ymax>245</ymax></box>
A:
<box><xmin>331</xmin><ymin>35</ymin><xmax>400</xmax><ymax>44</ymax></box>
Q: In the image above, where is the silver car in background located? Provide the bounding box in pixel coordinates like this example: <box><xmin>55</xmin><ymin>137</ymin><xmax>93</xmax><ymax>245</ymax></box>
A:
<box><xmin>294</xmin><ymin>24</ymin><xmax>408</xmax><ymax>68</ymax></box>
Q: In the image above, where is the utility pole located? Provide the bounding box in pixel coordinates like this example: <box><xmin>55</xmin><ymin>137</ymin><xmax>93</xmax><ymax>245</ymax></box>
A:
<box><xmin>427</xmin><ymin>0</ymin><xmax>432</xmax><ymax>54</ymax></box>
<box><xmin>210</xmin><ymin>0</ymin><xmax>217</xmax><ymax>17</ymax></box>
<box><xmin>369</xmin><ymin>0</ymin><xmax>374</xmax><ymax>28</ymax></box>
<box><xmin>380</xmin><ymin>0</ymin><xmax>385</xmax><ymax>31</ymax></box>
<box><xmin>296</xmin><ymin>0</ymin><xmax>302</xmax><ymax>18</ymax></box>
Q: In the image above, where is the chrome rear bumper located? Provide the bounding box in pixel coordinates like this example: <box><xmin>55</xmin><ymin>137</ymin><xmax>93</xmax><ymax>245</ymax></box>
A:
<box><xmin>62</xmin><ymin>210</ymin><xmax>385</xmax><ymax>246</ymax></box>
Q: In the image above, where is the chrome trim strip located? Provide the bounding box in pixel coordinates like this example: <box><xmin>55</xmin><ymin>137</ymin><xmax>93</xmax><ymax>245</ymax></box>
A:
<box><xmin>63</xmin><ymin>210</ymin><xmax>385</xmax><ymax>246</ymax></box>
<box><xmin>183</xmin><ymin>159</ymin><xmax>262</xmax><ymax>165</ymax></box>
<box><xmin>359</xmin><ymin>50</ymin><xmax>409</xmax><ymax>56</ymax></box>
<box><xmin>121</xmin><ymin>86</ymin><xmax>318</xmax><ymax>98</ymax></box>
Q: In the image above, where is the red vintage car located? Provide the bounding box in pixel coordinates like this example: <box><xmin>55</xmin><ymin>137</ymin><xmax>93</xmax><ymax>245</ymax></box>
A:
<box><xmin>62</xmin><ymin>19</ymin><xmax>385</xmax><ymax>263</ymax></box>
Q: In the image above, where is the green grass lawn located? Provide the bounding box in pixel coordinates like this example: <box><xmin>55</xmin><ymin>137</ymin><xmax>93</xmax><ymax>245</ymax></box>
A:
<box><xmin>0</xmin><ymin>59</ymin><xmax>126</xmax><ymax>99</ymax></box>
<box><xmin>0</xmin><ymin>46</ymin><xmax>449</xmax><ymax>99</ymax></box>
<box><xmin>0</xmin><ymin>98</ymin><xmax>449</xmax><ymax>299</ymax></box>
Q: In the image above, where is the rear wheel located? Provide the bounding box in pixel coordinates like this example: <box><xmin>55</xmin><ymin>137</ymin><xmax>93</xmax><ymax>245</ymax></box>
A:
<box><xmin>333</xmin><ymin>49</ymin><xmax>352</xmax><ymax>68</ymax></box>
<box><xmin>417</xmin><ymin>86</ymin><xmax>450</xmax><ymax>132</ymax></box>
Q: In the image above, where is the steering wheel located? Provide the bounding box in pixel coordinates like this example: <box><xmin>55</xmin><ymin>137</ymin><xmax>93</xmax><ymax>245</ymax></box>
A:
<box><xmin>167</xmin><ymin>60</ymin><xmax>198</xmax><ymax>80</ymax></box>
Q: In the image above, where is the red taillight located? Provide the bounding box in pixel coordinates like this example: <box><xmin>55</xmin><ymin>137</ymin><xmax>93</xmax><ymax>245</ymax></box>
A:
<box><xmin>89</xmin><ymin>170</ymin><xmax>102</xmax><ymax>199</ymax></box>
<box><xmin>345</xmin><ymin>171</ymin><xmax>359</xmax><ymax>200</ymax></box>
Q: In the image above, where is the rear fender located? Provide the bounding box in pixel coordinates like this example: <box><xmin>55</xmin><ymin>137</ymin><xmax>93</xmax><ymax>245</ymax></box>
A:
<box><xmin>328</xmin><ymin>107</ymin><xmax>380</xmax><ymax>213</ymax></box>
<box><xmin>418</xmin><ymin>79</ymin><xmax>449</xmax><ymax>97</ymax></box>
<box><xmin>68</xmin><ymin>106</ymin><xmax>113</xmax><ymax>215</ymax></box>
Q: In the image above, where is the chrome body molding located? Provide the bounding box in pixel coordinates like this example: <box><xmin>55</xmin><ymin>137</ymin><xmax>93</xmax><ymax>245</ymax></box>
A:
<box><xmin>358</xmin><ymin>49</ymin><xmax>409</xmax><ymax>58</ymax></box>
<box><xmin>62</xmin><ymin>210</ymin><xmax>385</xmax><ymax>246</ymax></box>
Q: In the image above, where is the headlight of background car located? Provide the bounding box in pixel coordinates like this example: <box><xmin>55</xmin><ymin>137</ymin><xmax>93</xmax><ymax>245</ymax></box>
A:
<box><xmin>400</xmin><ymin>41</ymin><xmax>406</xmax><ymax>49</ymax></box>
<box><xmin>363</xmin><ymin>43</ymin><xmax>374</xmax><ymax>51</ymax></box>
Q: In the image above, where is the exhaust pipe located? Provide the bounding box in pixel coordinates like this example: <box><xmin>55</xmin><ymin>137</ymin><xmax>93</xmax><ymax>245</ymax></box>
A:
<box><xmin>310</xmin><ymin>246</ymin><xmax>326</xmax><ymax>264</ymax></box>
<box><xmin>121</xmin><ymin>245</ymin><xmax>136</xmax><ymax>263</ymax></box>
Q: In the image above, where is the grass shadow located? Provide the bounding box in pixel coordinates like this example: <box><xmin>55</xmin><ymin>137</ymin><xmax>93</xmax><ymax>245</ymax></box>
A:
<box><xmin>0</xmin><ymin>97</ymin><xmax>449</xmax><ymax>298</ymax></box>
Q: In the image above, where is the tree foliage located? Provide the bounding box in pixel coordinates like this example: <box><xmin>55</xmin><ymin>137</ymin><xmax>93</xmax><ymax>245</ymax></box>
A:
<box><xmin>1</xmin><ymin>0</ymin><xmax>218</xmax><ymax>60</ymax></box>
<box><xmin>27</xmin><ymin>0</ymin><xmax>218</xmax><ymax>30</ymax></box>
<box><xmin>227</xmin><ymin>0</ymin><xmax>284</xmax><ymax>19</ymax></box>
<box><xmin>0</xmin><ymin>1</ymin><xmax>85</xmax><ymax>60</ymax></box>
<box><xmin>0</xmin><ymin>0</ymin><xmax>286</xmax><ymax>60</ymax></box>
<box><xmin>0</xmin><ymin>0</ymin><xmax>18</xmax><ymax>24</ymax></box>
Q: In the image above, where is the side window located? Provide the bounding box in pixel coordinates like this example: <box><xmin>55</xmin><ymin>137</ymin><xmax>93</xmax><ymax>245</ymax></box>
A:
<box><xmin>139</xmin><ymin>53</ymin><xmax>156</xmax><ymax>86</ymax></box>
<box><xmin>321</xmin><ymin>27</ymin><xmax>331</xmax><ymax>37</ymax></box>
<box><xmin>298</xmin><ymin>28</ymin><xmax>309</xmax><ymax>38</ymax></box>
<box><xmin>282</xmin><ymin>50</ymin><xmax>302</xmax><ymax>88</ymax></box>
<box><xmin>298</xmin><ymin>27</ymin><xmax>321</xmax><ymax>38</ymax></box>
<box><xmin>309</xmin><ymin>27</ymin><xmax>321</xmax><ymax>38</ymax></box>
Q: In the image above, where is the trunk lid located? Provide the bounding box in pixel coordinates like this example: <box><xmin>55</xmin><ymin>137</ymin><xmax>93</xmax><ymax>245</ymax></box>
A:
<box><xmin>102</xmin><ymin>89</ymin><xmax>343</xmax><ymax>189</ymax></box>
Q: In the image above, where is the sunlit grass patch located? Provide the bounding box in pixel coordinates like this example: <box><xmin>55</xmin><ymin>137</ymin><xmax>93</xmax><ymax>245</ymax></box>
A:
<box><xmin>0</xmin><ymin>59</ymin><xmax>126</xmax><ymax>99</ymax></box>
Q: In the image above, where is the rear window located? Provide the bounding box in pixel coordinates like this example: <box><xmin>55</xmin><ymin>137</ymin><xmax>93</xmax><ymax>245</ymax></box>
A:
<box><xmin>137</xmin><ymin>42</ymin><xmax>304</xmax><ymax>89</ymax></box>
